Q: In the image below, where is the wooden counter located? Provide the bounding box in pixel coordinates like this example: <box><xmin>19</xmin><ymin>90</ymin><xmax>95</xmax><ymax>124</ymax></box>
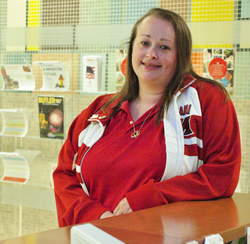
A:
<box><xmin>1</xmin><ymin>193</ymin><xmax>249</xmax><ymax>244</ymax></box>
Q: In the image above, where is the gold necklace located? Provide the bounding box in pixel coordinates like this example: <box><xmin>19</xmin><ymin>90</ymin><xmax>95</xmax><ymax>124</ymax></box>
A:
<box><xmin>131</xmin><ymin>106</ymin><xmax>155</xmax><ymax>139</ymax></box>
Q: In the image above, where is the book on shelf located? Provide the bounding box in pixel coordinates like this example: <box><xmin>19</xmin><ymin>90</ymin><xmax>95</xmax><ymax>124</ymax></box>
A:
<box><xmin>38</xmin><ymin>96</ymin><xmax>65</xmax><ymax>140</ymax></box>
<box><xmin>82</xmin><ymin>55</ymin><xmax>102</xmax><ymax>93</ymax></box>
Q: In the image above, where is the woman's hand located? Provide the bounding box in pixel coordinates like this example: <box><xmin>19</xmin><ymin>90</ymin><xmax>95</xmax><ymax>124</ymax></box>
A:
<box><xmin>100</xmin><ymin>211</ymin><xmax>115</xmax><ymax>219</ymax></box>
<box><xmin>113</xmin><ymin>197</ymin><xmax>132</xmax><ymax>215</ymax></box>
<box><xmin>100</xmin><ymin>198</ymin><xmax>132</xmax><ymax>219</ymax></box>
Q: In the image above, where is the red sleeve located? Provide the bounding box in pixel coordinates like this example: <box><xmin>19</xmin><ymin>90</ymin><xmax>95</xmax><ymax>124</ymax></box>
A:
<box><xmin>53</xmin><ymin>96</ymin><xmax>111</xmax><ymax>227</ymax></box>
<box><xmin>126</xmin><ymin>84</ymin><xmax>241</xmax><ymax>211</ymax></box>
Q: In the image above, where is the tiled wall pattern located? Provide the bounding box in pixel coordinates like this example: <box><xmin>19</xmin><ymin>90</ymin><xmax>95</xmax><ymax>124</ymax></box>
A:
<box><xmin>191</xmin><ymin>0</ymin><xmax>235</xmax><ymax>22</ymax></box>
<box><xmin>0</xmin><ymin>0</ymin><xmax>249</xmax><ymax>240</ymax></box>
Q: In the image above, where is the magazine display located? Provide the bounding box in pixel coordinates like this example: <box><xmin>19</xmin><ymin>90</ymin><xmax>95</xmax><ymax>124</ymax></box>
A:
<box><xmin>82</xmin><ymin>56</ymin><xmax>102</xmax><ymax>93</ymax></box>
<box><xmin>38</xmin><ymin>96</ymin><xmax>64</xmax><ymax>139</ymax></box>
<box><xmin>203</xmin><ymin>48</ymin><xmax>234</xmax><ymax>95</ymax></box>
<box><xmin>34</xmin><ymin>61</ymin><xmax>69</xmax><ymax>91</ymax></box>
<box><xmin>0</xmin><ymin>64</ymin><xmax>35</xmax><ymax>90</ymax></box>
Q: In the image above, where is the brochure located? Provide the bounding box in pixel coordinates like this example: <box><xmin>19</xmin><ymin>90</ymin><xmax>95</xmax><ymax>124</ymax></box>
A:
<box><xmin>203</xmin><ymin>48</ymin><xmax>235</xmax><ymax>95</ymax></box>
<box><xmin>82</xmin><ymin>55</ymin><xmax>102</xmax><ymax>92</ymax></box>
<box><xmin>116</xmin><ymin>49</ymin><xmax>127</xmax><ymax>92</ymax></box>
<box><xmin>34</xmin><ymin>61</ymin><xmax>69</xmax><ymax>91</ymax></box>
<box><xmin>0</xmin><ymin>64</ymin><xmax>35</xmax><ymax>90</ymax></box>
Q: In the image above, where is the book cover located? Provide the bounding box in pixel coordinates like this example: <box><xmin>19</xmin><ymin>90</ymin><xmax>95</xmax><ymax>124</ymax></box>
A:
<box><xmin>82</xmin><ymin>55</ymin><xmax>102</xmax><ymax>92</ymax></box>
<box><xmin>38</xmin><ymin>96</ymin><xmax>64</xmax><ymax>139</ymax></box>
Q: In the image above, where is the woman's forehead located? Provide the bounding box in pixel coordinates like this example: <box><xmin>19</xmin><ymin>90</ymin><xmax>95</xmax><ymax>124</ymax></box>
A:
<box><xmin>135</xmin><ymin>16</ymin><xmax>176</xmax><ymax>41</ymax></box>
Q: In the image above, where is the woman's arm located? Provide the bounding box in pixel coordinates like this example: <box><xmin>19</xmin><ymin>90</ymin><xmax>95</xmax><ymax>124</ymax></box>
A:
<box><xmin>125</xmin><ymin>85</ymin><xmax>241</xmax><ymax>211</ymax></box>
<box><xmin>53</xmin><ymin>95</ymin><xmax>113</xmax><ymax>227</ymax></box>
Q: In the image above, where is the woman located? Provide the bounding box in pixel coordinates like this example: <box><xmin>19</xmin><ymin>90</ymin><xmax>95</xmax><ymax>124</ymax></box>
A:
<box><xmin>53</xmin><ymin>8</ymin><xmax>241</xmax><ymax>227</ymax></box>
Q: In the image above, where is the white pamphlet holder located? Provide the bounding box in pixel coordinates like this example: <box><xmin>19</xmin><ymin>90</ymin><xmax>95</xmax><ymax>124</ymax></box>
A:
<box><xmin>0</xmin><ymin>109</ymin><xmax>28</xmax><ymax>137</ymax></box>
<box><xmin>0</xmin><ymin>152</ymin><xmax>30</xmax><ymax>184</ymax></box>
<box><xmin>71</xmin><ymin>223</ymin><xmax>125</xmax><ymax>244</ymax></box>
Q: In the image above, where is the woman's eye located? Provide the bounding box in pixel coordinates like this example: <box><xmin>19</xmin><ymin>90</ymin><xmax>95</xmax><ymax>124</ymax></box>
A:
<box><xmin>161</xmin><ymin>45</ymin><xmax>169</xmax><ymax>50</ymax></box>
<box><xmin>141</xmin><ymin>41</ymin><xmax>149</xmax><ymax>46</ymax></box>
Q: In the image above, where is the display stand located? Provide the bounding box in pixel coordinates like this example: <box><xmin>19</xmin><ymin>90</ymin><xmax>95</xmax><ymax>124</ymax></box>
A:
<box><xmin>0</xmin><ymin>152</ymin><xmax>30</xmax><ymax>184</ymax></box>
<box><xmin>0</xmin><ymin>109</ymin><xmax>28</xmax><ymax>137</ymax></box>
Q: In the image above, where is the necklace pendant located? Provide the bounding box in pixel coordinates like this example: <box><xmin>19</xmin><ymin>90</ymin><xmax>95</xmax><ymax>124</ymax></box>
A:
<box><xmin>131</xmin><ymin>130</ymin><xmax>140</xmax><ymax>139</ymax></box>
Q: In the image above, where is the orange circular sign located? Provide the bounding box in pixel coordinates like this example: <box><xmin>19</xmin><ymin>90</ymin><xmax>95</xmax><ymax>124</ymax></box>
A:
<box><xmin>208</xmin><ymin>57</ymin><xmax>227</xmax><ymax>79</ymax></box>
<box><xmin>121</xmin><ymin>58</ymin><xmax>127</xmax><ymax>76</ymax></box>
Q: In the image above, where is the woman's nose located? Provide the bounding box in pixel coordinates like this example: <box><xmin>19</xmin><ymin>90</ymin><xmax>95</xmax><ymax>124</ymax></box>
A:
<box><xmin>146</xmin><ymin>46</ymin><xmax>158</xmax><ymax>59</ymax></box>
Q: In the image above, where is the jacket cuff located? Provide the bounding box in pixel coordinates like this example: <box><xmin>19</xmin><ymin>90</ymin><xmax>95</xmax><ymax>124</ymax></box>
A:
<box><xmin>63</xmin><ymin>202</ymin><xmax>109</xmax><ymax>226</ymax></box>
<box><xmin>125</xmin><ymin>179</ymin><xmax>168</xmax><ymax>211</ymax></box>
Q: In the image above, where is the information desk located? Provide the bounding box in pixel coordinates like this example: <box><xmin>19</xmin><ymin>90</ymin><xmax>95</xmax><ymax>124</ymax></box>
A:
<box><xmin>0</xmin><ymin>193</ymin><xmax>249</xmax><ymax>244</ymax></box>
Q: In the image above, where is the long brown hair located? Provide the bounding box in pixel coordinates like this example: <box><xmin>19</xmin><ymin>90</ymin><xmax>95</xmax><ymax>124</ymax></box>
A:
<box><xmin>103</xmin><ymin>8</ymin><xmax>229</xmax><ymax>121</ymax></box>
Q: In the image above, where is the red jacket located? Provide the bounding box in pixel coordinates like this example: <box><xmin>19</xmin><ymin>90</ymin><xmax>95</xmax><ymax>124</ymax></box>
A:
<box><xmin>53</xmin><ymin>75</ymin><xmax>241</xmax><ymax>227</ymax></box>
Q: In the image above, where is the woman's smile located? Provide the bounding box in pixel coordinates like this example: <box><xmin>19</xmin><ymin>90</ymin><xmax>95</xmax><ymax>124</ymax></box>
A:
<box><xmin>142</xmin><ymin>62</ymin><xmax>161</xmax><ymax>68</ymax></box>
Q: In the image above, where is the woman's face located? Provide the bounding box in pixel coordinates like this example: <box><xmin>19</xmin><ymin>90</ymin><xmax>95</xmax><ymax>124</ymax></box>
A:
<box><xmin>132</xmin><ymin>16</ymin><xmax>177</xmax><ymax>92</ymax></box>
